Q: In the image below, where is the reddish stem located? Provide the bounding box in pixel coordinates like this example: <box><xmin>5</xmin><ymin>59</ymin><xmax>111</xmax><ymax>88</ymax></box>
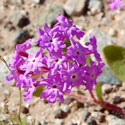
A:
<box><xmin>100</xmin><ymin>101</ymin><xmax>125</xmax><ymax>114</ymax></box>
<box><xmin>67</xmin><ymin>92</ymin><xmax>125</xmax><ymax>115</ymax></box>
<box><xmin>89</xmin><ymin>90</ymin><xmax>125</xmax><ymax>114</ymax></box>
<box><xmin>67</xmin><ymin>92</ymin><xmax>95</xmax><ymax>104</ymax></box>
<box><xmin>89</xmin><ymin>90</ymin><xmax>99</xmax><ymax>104</ymax></box>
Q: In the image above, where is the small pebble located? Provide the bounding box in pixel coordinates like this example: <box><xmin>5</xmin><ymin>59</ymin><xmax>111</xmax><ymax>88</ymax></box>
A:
<box><xmin>76</xmin><ymin>121</ymin><xmax>81</xmax><ymax>125</ymax></box>
<box><xmin>9</xmin><ymin>0</ymin><xmax>23</xmax><ymax>4</ymax></box>
<box><xmin>20</xmin><ymin>10</ymin><xmax>29</xmax><ymax>16</ymax></box>
<box><xmin>13</xmin><ymin>29</ymin><xmax>30</xmax><ymax>44</ymax></box>
<box><xmin>108</xmin><ymin>29</ymin><xmax>117</xmax><ymax>37</ymax></box>
<box><xmin>88</xmin><ymin>0</ymin><xmax>104</xmax><ymax>15</ymax></box>
<box><xmin>64</xmin><ymin>0</ymin><xmax>86</xmax><ymax>16</ymax></box>
<box><xmin>21</xmin><ymin>106</ymin><xmax>29</xmax><ymax>114</ymax></box>
<box><xmin>55</xmin><ymin>119</ymin><xmax>63</xmax><ymax>125</ymax></box>
<box><xmin>0</xmin><ymin>102</ymin><xmax>5</xmax><ymax>108</ymax></box>
<box><xmin>27</xmin><ymin>116</ymin><xmax>33</xmax><ymax>124</ymax></box>
<box><xmin>106</xmin><ymin>115</ymin><xmax>125</xmax><ymax>125</ymax></box>
<box><xmin>102</xmin><ymin>84</ymin><xmax>113</xmax><ymax>94</ymax></box>
<box><xmin>63</xmin><ymin>97</ymin><xmax>73</xmax><ymax>105</ymax></box>
<box><xmin>69</xmin><ymin>101</ymin><xmax>78</xmax><ymax>112</ymax></box>
<box><xmin>4</xmin><ymin>90</ymin><xmax>10</xmax><ymax>96</ymax></box>
<box><xmin>91</xmin><ymin>112</ymin><xmax>105</xmax><ymax>122</ymax></box>
<box><xmin>69</xmin><ymin>121</ymin><xmax>80</xmax><ymax>125</ymax></box>
<box><xmin>113</xmin><ymin>96</ymin><xmax>121</xmax><ymax>104</ymax></box>
<box><xmin>39</xmin><ymin>120</ymin><xmax>48</xmax><ymax>125</ymax></box>
<box><xmin>60</xmin><ymin>104</ymin><xmax>70</xmax><ymax>113</ymax></box>
<box><xmin>82</xmin><ymin>109</ymin><xmax>91</xmax><ymax>121</ymax></box>
<box><xmin>120</xmin><ymin>30</ymin><xmax>125</xmax><ymax>36</ymax></box>
<box><xmin>94</xmin><ymin>106</ymin><xmax>104</xmax><ymax>112</ymax></box>
<box><xmin>25</xmin><ymin>103</ymin><xmax>30</xmax><ymax>108</ymax></box>
<box><xmin>11</xmin><ymin>13</ymin><xmax>30</xmax><ymax>28</ymax></box>
<box><xmin>31</xmin><ymin>3</ymin><xmax>37</xmax><ymax>8</ymax></box>
<box><xmin>86</xmin><ymin>118</ymin><xmax>97</xmax><ymax>125</ymax></box>
<box><xmin>109</xmin><ymin>110</ymin><xmax>124</xmax><ymax>119</ymax></box>
<box><xmin>68</xmin><ymin>122</ymin><xmax>78</xmax><ymax>125</ymax></box>
<box><xmin>77</xmin><ymin>101</ymin><xmax>84</xmax><ymax>109</ymax></box>
<box><xmin>54</xmin><ymin>109</ymin><xmax>66</xmax><ymax>119</ymax></box>
<box><xmin>32</xmin><ymin>0</ymin><xmax>44</xmax><ymax>4</ymax></box>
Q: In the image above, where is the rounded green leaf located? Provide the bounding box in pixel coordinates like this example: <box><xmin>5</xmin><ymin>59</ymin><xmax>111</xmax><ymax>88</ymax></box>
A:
<box><xmin>103</xmin><ymin>45</ymin><xmax>125</xmax><ymax>81</ymax></box>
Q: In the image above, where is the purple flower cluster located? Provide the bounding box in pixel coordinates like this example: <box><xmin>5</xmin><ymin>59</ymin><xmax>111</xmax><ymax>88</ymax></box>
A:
<box><xmin>6</xmin><ymin>14</ymin><xmax>104</xmax><ymax>103</ymax></box>
<box><xmin>107</xmin><ymin>0</ymin><xmax>125</xmax><ymax>10</ymax></box>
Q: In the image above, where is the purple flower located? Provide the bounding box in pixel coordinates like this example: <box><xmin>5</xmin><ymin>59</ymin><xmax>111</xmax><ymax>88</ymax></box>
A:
<box><xmin>46</xmin><ymin>49</ymin><xmax>68</xmax><ymax>75</ymax></box>
<box><xmin>84</xmin><ymin>61</ymin><xmax>103</xmax><ymax>90</ymax></box>
<box><xmin>20</xmin><ymin>50</ymin><xmax>45</xmax><ymax>75</ymax></box>
<box><xmin>16</xmin><ymin>75</ymin><xmax>35</xmax><ymax>88</ymax></box>
<box><xmin>107</xmin><ymin>0</ymin><xmax>125</xmax><ymax>10</ymax></box>
<box><xmin>85</xmin><ymin>34</ymin><xmax>103</xmax><ymax>63</ymax></box>
<box><xmin>67</xmin><ymin>39</ymin><xmax>86</xmax><ymax>65</ymax></box>
<box><xmin>40</xmin><ymin>73</ymin><xmax>70</xmax><ymax>103</ymax></box>
<box><xmin>40</xmin><ymin>88</ymin><xmax>64</xmax><ymax>103</ymax></box>
<box><xmin>6</xmin><ymin>39</ymin><xmax>32</xmax><ymax>82</ymax></box>
<box><xmin>36</xmin><ymin>24</ymin><xmax>66</xmax><ymax>52</ymax></box>
<box><xmin>85</xmin><ymin>34</ymin><xmax>97</xmax><ymax>54</ymax></box>
<box><xmin>55</xmin><ymin>14</ymin><xmax>84</xmax><ymax>40</ymax></box>
<box><xmin>23</xmin><ymin>86</ymin><xmax>36</xmax><ymax>103</ymax></box>
<box><xmin>61</xmin><ymin>63</ymin><xmax>85</xmax><ymax>87</ymax></box>
<box><xmin>18</xmin><ymin>75</ymin><xmax>41</xmax><ymax>103</ymax></box>
<box><xmin>14</xmin><ymin>39</ymin><xmax>32</xmax><ymax>58</ymax></box>
<box><xmin>6</xmin><ymin>56</ymin><xmax>25</xmax><ymax>82</ymax></box>
<box><xmin>6</xmin><ymin>14</ymin><xmax>104</xmax><ymax>103</ymax></box>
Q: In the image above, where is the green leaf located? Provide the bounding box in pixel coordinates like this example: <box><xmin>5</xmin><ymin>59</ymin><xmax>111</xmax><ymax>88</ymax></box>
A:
<box><xmin>95</xmin><ymin>82</ymin><xmax>102</xmax><ymax>101</ymax></box>
<box><xmin>85</xmin><ymin>55</ymin><xmax>91</xmax><ymax>67</ymax></box>
<box><xmin>62</xmin><ymin>48</ymin><xmax>67</xmax><ymax>53</ymax></box>
<box><xmin>62</xmin><ymin>39</ymin><xmax>71</xmax><ymax>54</ymax></box>
<box><xmin>33</xmin><ymin>85</ymin><xmax>44</xmax><ymax>97</ymax></box>
<box><xmin>103</xmin><ymin>45</ymin><xmax>125</xmax><ymax>81</ymax></box>
<box><xmin>64</xmin><ymin>39</ymin><xmax>71</xmax><ymax>47</ymax></box>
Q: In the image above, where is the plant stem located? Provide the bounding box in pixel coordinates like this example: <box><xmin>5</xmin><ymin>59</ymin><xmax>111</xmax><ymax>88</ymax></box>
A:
<box><xmin>89</xmin><ymin>90</ymin><xmax>99</xmax><ymax>104</ymax></box>
<box><xmin>0</xmin><ymin>56</ymin><xmax>11</xmax><ymax>71</ymax></box>
<box><xmin>67</xmin><ymin>92</ymin><xmax>95</xmax><ymax>104</ymax></box>
<box><xmin>68</xmin><ymin>92</ymin><xmax>125</xmax><ymax>115</ymax></box>
<box><xmin>100</xmin><ymin>101</ymin><xmax>125</xmax><ymax>114</ymax></box>
<box><xmin>19</xmin><ymin>88</ymin><xmax>22</xmax><ymax>125</ymax></box>
<box><xmin>89</xmin><ymin>90</ymin><xmax>125</xmax><ymax>114</ymax></box>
